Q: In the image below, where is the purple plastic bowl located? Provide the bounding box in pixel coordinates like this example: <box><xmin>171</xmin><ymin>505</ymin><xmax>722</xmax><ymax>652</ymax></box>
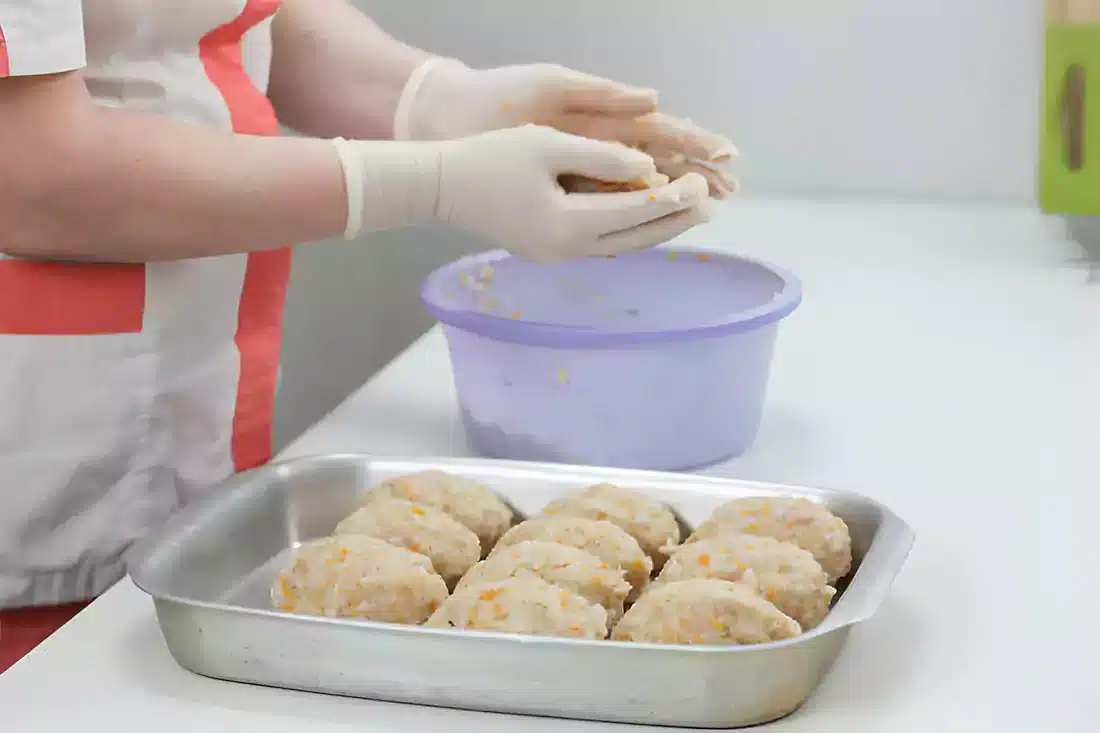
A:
<box><xmin>420</xmin><ymin>248</ymin><xmax>801</xmax><ymax>471</ymax></box>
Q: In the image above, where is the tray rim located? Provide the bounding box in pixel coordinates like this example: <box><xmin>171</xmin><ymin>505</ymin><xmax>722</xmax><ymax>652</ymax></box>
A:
<box><xmin>128</xmin><ymin>453</ymin><xmax>915</xmax><ymax>656</ymax></box>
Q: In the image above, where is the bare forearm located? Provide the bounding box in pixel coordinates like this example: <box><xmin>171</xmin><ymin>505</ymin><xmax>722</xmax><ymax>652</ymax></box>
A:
<box><xmin>268</xmin><ymin>0</ymin><xmax>433</xmax><ymax>140</ymax></box>
<box><xmin>1</xmin><ymin>76</ymin><xmax>347</xmax><ymax>262</ymax></box>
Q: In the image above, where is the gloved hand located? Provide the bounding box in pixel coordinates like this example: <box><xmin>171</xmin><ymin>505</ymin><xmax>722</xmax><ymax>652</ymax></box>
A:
<box><xmin>332</xmin><ymin>125</ymin><xmax>710</xmax><ymax>264</ymax></box>
<box><xmin>394</xmin><ymin>58</ymin><xmax>738</xmax><ymax>197</ymax></box>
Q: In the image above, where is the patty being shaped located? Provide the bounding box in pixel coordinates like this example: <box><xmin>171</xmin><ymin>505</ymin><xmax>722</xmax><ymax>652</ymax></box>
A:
<box><xmin>425</xmin><ymin>575</ymin><xmax>609</xmax><ymax>639</ymax></box>
<box><xmin>611</xmin><ymin>578</ymin><xmax>801</xmax><ymax>645</ymax></box>
<box><xmin>491</xmin><ymin>516</ymin><xmax>653</xmax><ymax>600</ymax></box>
<box><xmin>271</xmin><ymin>535</ymin><xmax>447</xmax><ymax>624</ymax></box>
<box><xmin>457</xmin><ymin>540</ymin><xmax>631</xmax><ymax>622</ymax></box>
<box><xmin>657</xmin><ymin>535</ymin><xmax>835</xmax><ymax>629</ymax></box>
<box><xmin>334</xmin><ymin>498</ymin><xmax>480</xmax><ymax>587</ymax></box>
<box><xmin>687</xmin><ymin>497</ymin><xmax>852</xmax><ymax>582</ymax></box>
<box><xmin>542</xmin><ymin>483</ymin><xmax>681</xmax><ymax>570</ymax></box>
<box><xmin>558</xmin><ymin>172</ymin><xmax>669</xmax><ymax>193</ymax></box>
<box><xmin>364</xmin><ymin>470</ymin><xmax>514</xmax><ymax>554</ymax></box>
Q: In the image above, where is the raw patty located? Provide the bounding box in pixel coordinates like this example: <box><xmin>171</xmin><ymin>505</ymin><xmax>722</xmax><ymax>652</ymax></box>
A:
<box><xmin>611</xmin><ymin>578</ymin><xmax>802</xmax><ymax>645</ymax></box>
<box><xmin>542</xmin><ymin>483</ymin><xmax>681</xmax><ymax>571</ymax></box>
<box><xmin>334</xmin><ymin>497</ymin><xmax>480</xmax><ymax>587</ymax></box>
<box><xmin>457</xmin><ymin>540</ymin><xmax>631</xmax><ymax>623</ymax></box>
<box><xmin>425</xmin><ymin>575</ymin><xmax>609</xmax><ymax>640</ymax></box>
<box><xmin>271</xmin><ymin>535</ymin><xmax>448</xmax><ymax>624</ymax></box>
<box><xmin>687</xmin><ymin>497</ymin><xmax>852</xmax><ymax>582</ymax></box>
<box><xmin>656</xmin><ymin>535</ymin><xmax>836</xmax><ymax>629</ymax></box>
<box><xmin>363</xmin><ymin>470</ymin><xmax>515</xmax><ymax>555</ymax></box>
<box><xmin>491</xmin><ymin>516</ymin><xmax>653</xmax><ymax>601</ymax></box>
<box><xmin>558</xmin><ymin>172</ymin><xmax>669</xmax><ymax>193</ymax></box>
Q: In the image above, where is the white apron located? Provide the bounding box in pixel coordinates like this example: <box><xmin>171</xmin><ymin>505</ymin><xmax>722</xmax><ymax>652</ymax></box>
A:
<box><xmin>0</xmin><ymin>0</ymin><xmax>291</xmax><ymax>607</ymax></box>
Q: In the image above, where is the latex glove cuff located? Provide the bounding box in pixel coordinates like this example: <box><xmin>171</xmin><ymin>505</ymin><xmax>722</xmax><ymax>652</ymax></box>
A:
<box><xmin>393</xmin><ymin>57</ymin><xmax>471</xmax><ymax>142</ymax></box>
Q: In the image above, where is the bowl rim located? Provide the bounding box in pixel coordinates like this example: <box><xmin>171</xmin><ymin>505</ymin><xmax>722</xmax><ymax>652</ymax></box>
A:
<box><xmin>419</xmin><ymin>248</ymin><xmax>803</xmax><ymax>349</ymax></box>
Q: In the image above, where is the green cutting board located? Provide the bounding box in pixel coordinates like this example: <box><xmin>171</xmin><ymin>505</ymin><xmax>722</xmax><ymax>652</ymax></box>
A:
<box><xmin>1040</xmin><ymin>2</ymin><xmax>1100</xmax><ymax>214</ymax></box>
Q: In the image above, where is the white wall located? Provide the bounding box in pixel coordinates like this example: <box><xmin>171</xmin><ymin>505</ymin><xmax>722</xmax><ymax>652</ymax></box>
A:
<box><xmin>275</xmin><ymin>0</ymin><xmax>1049</xmax><ymax>447</ymax></box>
<box><xmin>358</xmin><ymin>0</ymin><xmax>1046</xmax><ymax>202</ymax></box>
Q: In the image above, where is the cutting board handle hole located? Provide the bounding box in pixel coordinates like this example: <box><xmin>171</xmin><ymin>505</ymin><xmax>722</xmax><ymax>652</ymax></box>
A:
<box><xmin>1062</xmin><ymin>63</ymin><xmax>1087</xmax><ymax>171</ymax></box>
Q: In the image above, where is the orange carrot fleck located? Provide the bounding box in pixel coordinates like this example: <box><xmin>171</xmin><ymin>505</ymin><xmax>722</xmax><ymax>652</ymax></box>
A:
<box><xmin>479</xmin><ymin>588</ymin><xmax>502</xmax><ymax>601</ymax></box>
<box><xmin>412</xmin><ymin>506</ymin><xmax>426</xmax><ymax>516</ymax></box>
<box><xmin>698</xmin><ymin>554</ymin><xmax>711</xmax><ymax>567</ymax></box>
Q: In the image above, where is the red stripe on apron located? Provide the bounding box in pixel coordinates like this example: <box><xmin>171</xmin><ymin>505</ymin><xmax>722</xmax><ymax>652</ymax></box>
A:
<box><xmin>198</xmin><ymin>0</ymin><xmax>291</xmax><ymax>472</ymax></box>
<box><xmin>0</xmin><ymin>23</ymin><xmax>10</xmax><ymax>78</ymax></box>
<box><xmin>0</xmin><ymin>261</ymin><xmax>145</xmax><ymax>335</ymax></box>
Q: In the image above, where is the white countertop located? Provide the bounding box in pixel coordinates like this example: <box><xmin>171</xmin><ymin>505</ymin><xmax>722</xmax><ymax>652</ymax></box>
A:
<box><xmin>4</xmin><ymin>198</ymin><xmax>1099</xmax><ymax>731</ymax></box>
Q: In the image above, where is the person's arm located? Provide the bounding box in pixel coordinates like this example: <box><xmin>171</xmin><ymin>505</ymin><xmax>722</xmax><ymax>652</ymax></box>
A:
<box><xmin>1</xmin><ymin>71</ymin><xmax>348</xmax><ymax>262</ymax></box>
<box><xmin>1</xmin><ymin>2</ymin><xmax>711</xmax><ymax>265</ymax></box>
<box><xmin>267</xmin><ymin>0</ymin><xmax>433</xmax><ymax>140</ymax></box>
<box><xmin>0</xmin><ymin>1</ymin><xmax>347</xmax><ymax>262</ymax></box>
<box><xmin>2</xmin><ymin>71</ymin><xmax>708</xmax><ymax>265</ymax></box>
<box><xmin>263</xmin><ymin>0</ymin><xmax>737</xmax><ymax>196</ymax></box>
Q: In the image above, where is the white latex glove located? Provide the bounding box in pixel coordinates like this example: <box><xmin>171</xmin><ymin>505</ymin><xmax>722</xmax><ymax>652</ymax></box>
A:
<box><xmin>394</xmin><ymin>58</ymin><xmax>738</xmax><ymax>197</ymax></box>
<box><xmin>332</xmin><ymin>125</ymin><xmax>710</xmax><ymax>263</ymax></box>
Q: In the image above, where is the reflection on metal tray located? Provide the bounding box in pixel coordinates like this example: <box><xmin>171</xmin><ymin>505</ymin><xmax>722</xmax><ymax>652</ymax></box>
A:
<box><xmin>127</xmin><ymin>455</ymin><xmax>914</xmax><ymax>729</ymax></box>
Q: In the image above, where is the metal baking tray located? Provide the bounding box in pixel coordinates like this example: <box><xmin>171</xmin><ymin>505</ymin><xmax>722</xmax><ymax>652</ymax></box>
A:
<box><xmin>127</xmin><ymin>454</ymin><xmax>914</xmax><ymax>729</ymax></box>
